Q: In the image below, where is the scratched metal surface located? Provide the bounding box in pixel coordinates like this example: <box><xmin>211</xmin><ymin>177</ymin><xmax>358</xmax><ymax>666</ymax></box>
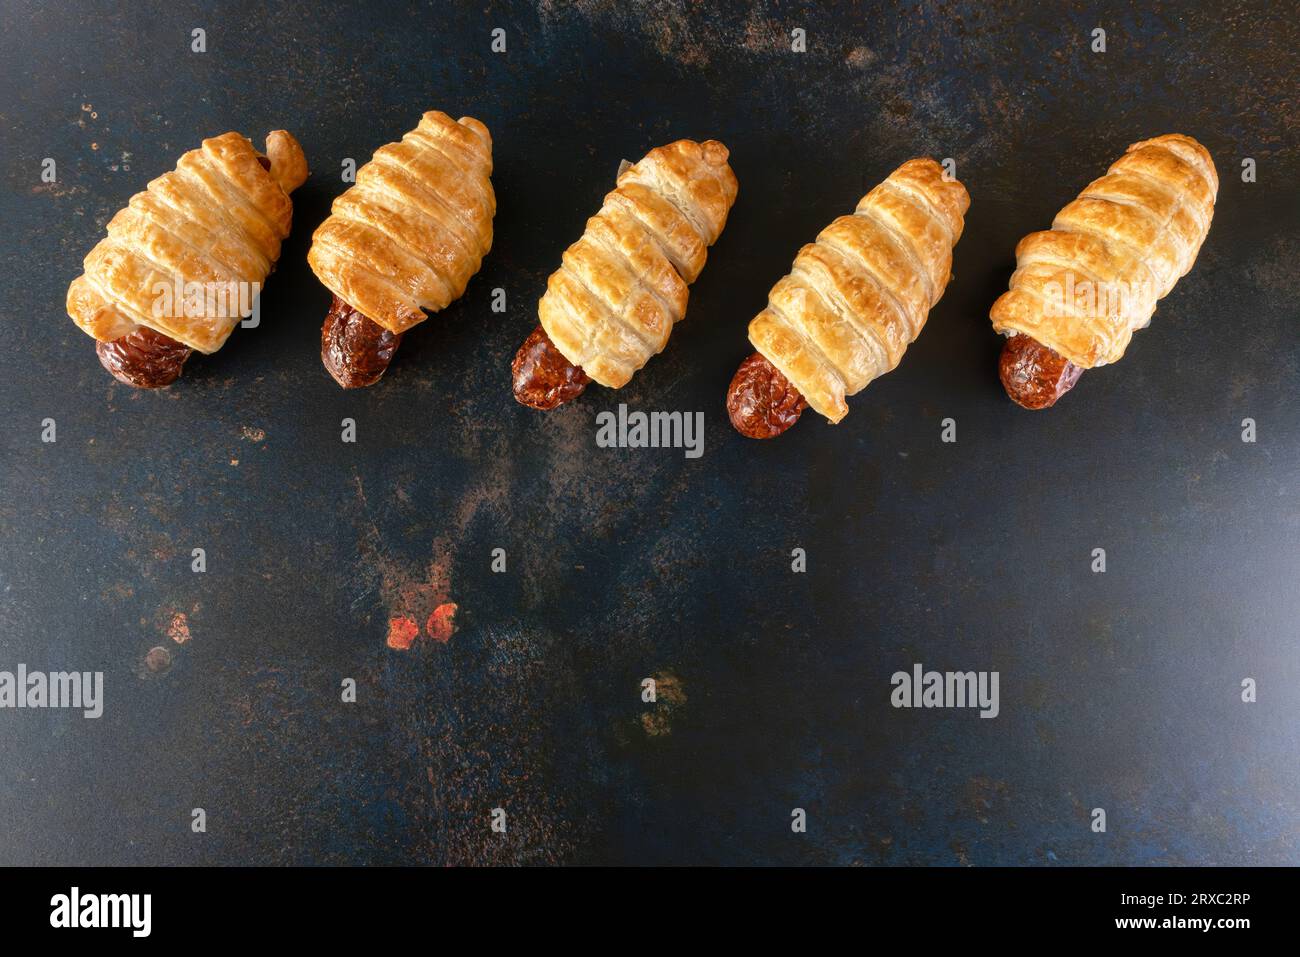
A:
<box><xmin>0</xmin><ymin>0</ymin><xmax>1296</xmax><ymax>866</ymax></box>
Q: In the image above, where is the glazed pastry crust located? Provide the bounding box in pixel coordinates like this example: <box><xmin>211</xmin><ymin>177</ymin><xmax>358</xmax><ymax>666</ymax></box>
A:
<box><xmin>307</xmin><ymin>111</ymin><xmax>495</xmax><ymax>334</ymax></box>
<box><xmin>66</xmin><ymin>131</ymin><xmax>307</xmax><ymax>353</ymax></box>
<box><xmin>748</xmin><ymin>158</ymin><xmax>970</xmax><ymax>423</ymax></box>
<box><xmin>990</xmin><ymin>134</ymin><xmax>1217</xmax><ymax>367</ymax></box>
<box><xmin>538</xmin><ymin>139</ymin><xmax>739</xmax><ymax>389</ymax></box>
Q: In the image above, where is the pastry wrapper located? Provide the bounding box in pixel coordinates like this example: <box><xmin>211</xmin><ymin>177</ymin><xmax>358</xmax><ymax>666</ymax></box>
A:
<box><xmin>67</xmin><ymin>131</ymin><xmax>307</xmax><ymax>354</ymax></box>
<box><xmin>308</xmin><ymin>111</ymin><xmax>495</xmax><ymax>334</ymax></box>
<box><xmin>539</xmin><ymin>139</ymin><xmax>739</xmax><ymax>389</ymax></box>
<box><xmin>748</xmin><ymin>158</ymin><xmax>970</xmax><ymax>423</ymax></box>
<box><xmin>990</xmin><ymin>134</ymin><xmax>1217</xmax><ymax>368</ymax></box>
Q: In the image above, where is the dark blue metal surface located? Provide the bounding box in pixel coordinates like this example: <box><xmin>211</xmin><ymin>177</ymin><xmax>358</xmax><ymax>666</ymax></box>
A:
<box><xmin>0</xmin><ymin>0</ymin><xmax>1296</xmax><ymax>865</ymax></box>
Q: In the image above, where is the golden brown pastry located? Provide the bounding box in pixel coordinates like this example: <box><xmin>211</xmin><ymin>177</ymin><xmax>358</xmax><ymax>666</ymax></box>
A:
<box><xmin>67</xmin><ymin>130</ymin><xmax>308</xmax><ymax>387</ymax></box>
<box><xmin>991</xmin><ymin>134</ymin><xmax>1217</xmax><ymax>408</ymax></box>
<box><xmin>726</xmin><ymin>158</ymin><xmax>969</xmax><ymax>438</ymax></box>
<box><xmin>512</xmin><ymin>139</ymin><xmax>738</xmax><ymax>409</ymax></box>
<box><xmin>307</xmin><ymin>110</ymin><xmax>495</xmax><ymax>387</ymax></box>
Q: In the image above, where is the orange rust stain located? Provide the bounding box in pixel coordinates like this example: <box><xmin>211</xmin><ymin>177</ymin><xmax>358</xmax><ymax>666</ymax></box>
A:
<box><xmin>426</xmin><ymin>603</ymin><xmax>458</xmax><ymax>643</ymax></box>
<box><xmin>386</xmin><ymin>616</ymin><xmax>420</xmax><ymax>650</ymax></box>
<box><xmin>166</xmin><ymin>612</ymin><xmax>191</xmax><ymax>644</ymax></box>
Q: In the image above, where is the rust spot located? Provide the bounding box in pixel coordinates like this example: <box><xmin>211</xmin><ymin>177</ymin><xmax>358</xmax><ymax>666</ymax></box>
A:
<box><xmin>144</xmin><ymin>646</ymin><xmax>172</xmax><ymax>673</ymax></box>
<box><xmin>426</xmin><ymin>603</ymin><xmax>458</xmax><ymax>643</ymax></box>
<box><xmin>846</xmin><ymin>45</ymin><xmax>875</xmax><ymax>68</ymax></box>
<box><xmin>386</xmin><ymin>616</ymin><xmax>420</xmax><ymax>651</ymax></box>
<box><xmin>640</xmin><ymin>670</ymin><xmax>687</xmax><ymax>737</ymax></box>
<box><xmin>166</xmin><ymin>611</ymin><xmax>191</xmax><ymax>644</ymax></box>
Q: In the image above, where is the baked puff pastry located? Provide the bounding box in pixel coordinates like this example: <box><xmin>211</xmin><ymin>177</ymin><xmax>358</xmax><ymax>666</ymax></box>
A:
<box><xmin>512</xmin><ymin>139</ymin><xmax>738</xmax><ymax>409</ymax></box>
<box><xmin>67</xmin><ymin>130</ymin><xmax>308</xmax><ymax>387</ymax></box>
<box><xmin>726</xmin><ymin>158</ymin><xmax>969</xmax><ymax>438</ymax></box>
<box><xmin>991</xmin><ymin>134</ymin><xmax>1217</xmax><ymax>409</ymax></box>
<box><xmin>308</xmin><ymin>111</ymin><xmax>495</xmax><ymax>387</ymax></box>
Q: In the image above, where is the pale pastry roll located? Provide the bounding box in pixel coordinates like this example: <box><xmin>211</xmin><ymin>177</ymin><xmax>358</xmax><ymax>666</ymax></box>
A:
<box><xmin>308</xmin><ymin>110</ymin><xmax>495</xmax><ymax>387</ymax></box>
<box><xmin>512</xmin><ymin>139</ymin><xmax>738</xmax><ymax>410</ymax></box>
<box><xmin>66</xmin><ymin>130</ymin><xmax>308</xmax><ymax>387</ymax></box>
<box><xmin>727</xmin><ymin>158</ymin><xmax>969</xmax><ymax>438</ymax></box>
<box><xmin>991</xmin><ymin>133</ymin><xmax>1217</xmax><ymax>409</ymax></box>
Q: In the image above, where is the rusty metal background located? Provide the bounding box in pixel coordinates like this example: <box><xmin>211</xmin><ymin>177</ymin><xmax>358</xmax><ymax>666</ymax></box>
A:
<box><xmin>0</xmin><ymin>1</ymin><xmax>1297</xmax><ymax>865</ymax></box>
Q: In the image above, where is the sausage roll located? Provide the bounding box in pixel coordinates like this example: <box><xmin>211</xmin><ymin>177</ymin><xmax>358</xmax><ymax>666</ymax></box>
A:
<box><xmin>512</xmin><ymin>138</ymin><xmax>738</xmax><ymax>409</ymax></box>
<box><xmin>727</xmin><ymin>158</ymin><xmax>969</xmax><ymax>438</ymax></box>
<box><xmin>67</xmin><ymin>130</ymin><xmax>308</xmax><ymax>387</ymax></box>
<box><xmin>991</xmin><ymin>134</ymin><xmax>1217</xmax><ymax>408</ymax></box>
<box><xmin>308</xmin><ymin>111</ymin><xmax>495</xmax><ymax>387</ymax></box>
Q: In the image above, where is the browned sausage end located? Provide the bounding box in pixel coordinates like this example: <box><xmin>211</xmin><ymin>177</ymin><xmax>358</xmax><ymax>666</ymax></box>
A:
<box><xmin>322</xmin><ymin>294</ymin><xmax>404</xmax><ymax>389</ymax></box>
<box><xmin>511</xmin><ymin>324</ymin><xmax>590</xmax><ymax>410</ymax></box>
<box><xmin>998</xmin><ymin>333</ymin><xmax>1084</xmax><ymax>410</ymax></box>
<box><xmin>726</xmin><ymin>352</ymin><xmax>808</xmax><ymax>439</ymax></box>
<box><xmin>96</xmin><ymin>326</ymin><xmax>192</xmax><ymax>388</ymax></box>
